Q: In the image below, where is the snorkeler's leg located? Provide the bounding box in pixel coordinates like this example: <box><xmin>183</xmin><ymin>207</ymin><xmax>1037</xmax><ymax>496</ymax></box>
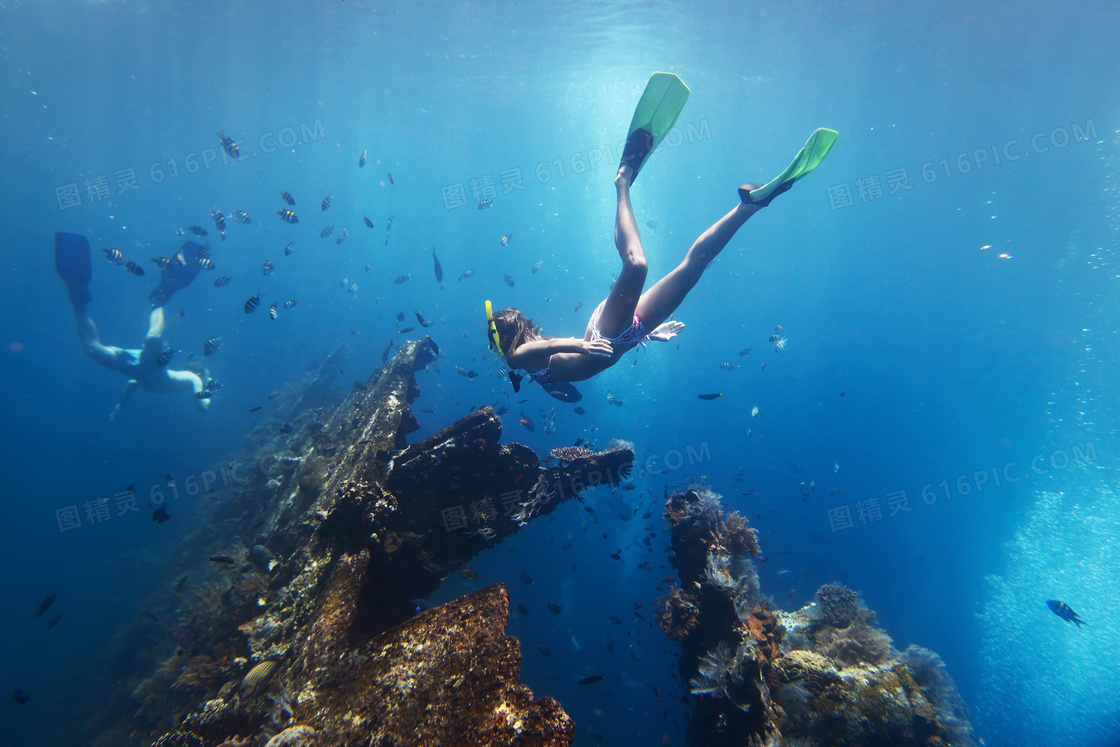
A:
<box><xmin>636</xmin><ymin>197</ymin><xmax>762</xmax><ymax>327</ymax></box>
<box><xmin>596</xmin><ymin>166</ymin><xmax>649</xmax><ymax>337</ymax></box>
<box><xmin>138</xmin><ymin>306</ymin><xmax>165</xmax><ymax>366</ymax></box>
<box><xmin>109</xmin><ymin>380</ymin><xmax>139</xmax><ymax>421</ymax></box>
<box><xmin>75</xmin><ymin>310</ymin><xmax>121</xmax><ymax>367</ymax></box>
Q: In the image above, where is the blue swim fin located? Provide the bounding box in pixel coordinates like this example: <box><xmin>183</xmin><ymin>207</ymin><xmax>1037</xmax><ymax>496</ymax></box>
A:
<box><xmin>54</xmin><ymin>232</ymin><xmax>92</xmax><ymax>311</ymax></box>
<box><xmin>148</xmin><ymin>241</ymin><xmax>203</xmax><ymax>307</ymax></box>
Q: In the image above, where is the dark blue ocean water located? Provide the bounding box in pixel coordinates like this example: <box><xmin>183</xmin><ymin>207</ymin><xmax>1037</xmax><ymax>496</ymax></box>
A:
<box><xmin>2</xmin><ymin>1</ymin><xmax>1118</xmax><ymax>745</ymax></box>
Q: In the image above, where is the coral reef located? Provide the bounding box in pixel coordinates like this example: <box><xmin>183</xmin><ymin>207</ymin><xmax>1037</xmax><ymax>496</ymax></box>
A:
<box><xmin>657</xmin><ymin>485</ymin><xmax>976</xmax><ymax>746</ymax></box>
<box><xmin>548</xmin><ymin>445</ymin><xmax>593</xmax><ymax>463</ymax></box>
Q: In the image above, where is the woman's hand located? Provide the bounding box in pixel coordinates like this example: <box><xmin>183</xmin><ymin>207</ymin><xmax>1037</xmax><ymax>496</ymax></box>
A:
<box><xmin>648</xmin><ymin>321</ymin><xmax>685</xmax><ymax>341</ymax></box>
<box><xmin>583</xmin><ymin>339</ymin><xmax>614</xmax><ymax>357</ymax></box>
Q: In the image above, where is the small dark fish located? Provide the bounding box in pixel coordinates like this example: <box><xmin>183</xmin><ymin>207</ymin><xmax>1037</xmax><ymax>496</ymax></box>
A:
<box><xmin>210</xmin><ymin>208</ymin><xmax>226</xmax><ymax>232</ymax></box>
<box><xmin>578</xmin><ymin>675</ymin><xmax>605</xmax><ymax>686</ymax></box>
<box><xmin>209</xmin><ymin>554</ymin><xmax>236</xmax><ymax>565</ymax></box>
<box><xmin>503</xmin><ymin>273</ymin><xmax>515</xmax><ymax>287</ymax></box>
<box><xmin>720</xmin><ymin>362</ymin><xmax>735</xmax><ymax>371</ymax></box>
<box><xmin>217</xmin><ymin>131</ymin><xmax>239</xmax><ymax>159</ymax></box>
<box><xmin>501</xmin><ymin>233</ymin><xmax>512</xmax><ymax>246</ymax></box>
<box><xmin>321</xmin><ymin>195</ymin><xmax>333</xmax><ymax>211</ymax></box>
<box><xmin>203</xmin><ymin>337</ymin><xmax>221</xmax><ymax>356</ymax></box>
<box><xmin>198</xmin><ymin>257</ymin><xmax>215</xmax><ymax>270</ymax></box>
<box><xmin>279</xmin><ymin>423</ymin><xmax>293</xmax><ymax>434</ymax></box>
<box><xmin>144</xmin><ymin>610</ymin><xmax>159</xmax><ymax>621</ymax></box>
<box><xmin>739</xmin><ymin>348</ymin><xmax>751</xmax><ymax>356</ymax></box>
<box><xmin>187</xmin><ymin>225</ymin><xmax>208</xmax><ymax>236</ymax></box>
<box><xmin>386</xmin><ymin>214</ymin><xmax>393</xmax><ymax>231</ymax></box>
<box><xmin>45</xmin><ymin>614</ymin><xmax>62</xmax><ymax>629</ymax></box>
<box><xmin>262</xmin><ymin>260</ymin><xmax>276</xmax><ymax>276</ymax></box>
<box><xmin>34</xmin><ymin>594</ymin><xmax>56</xmax><ymax>618</ymax></box>
<box><xmin>398</xmin><ymin>327</ymin><xmax>415</xmax><ymax>334</ymax></box>
<box><xmin>102</xmin><ymin>247</ymin><xmax>124</xmax><ymax>265</ymax></box>
<box><xmin>478</xmin><ymin>198</ymin><xmax>493</xmax><ymax>210</ymax></box>
<box><xmin>548</xmin><ymin>601</ymin><xmax>562</xmax><ymax>615</ymax></box>
<box><xmin>394</xmin><ymin>274</ymin><xmax>410</xmax><ymax>285</ymax></box>
<box><xmin>12</xmin><ymin>689</ymin><xmax>31</xmax><ymax>705</ymax></box>
<box><xmin>574</xmin><ymin>302</ymin><xmax>583</xmax><ymax>312</ymax></box>
<box><xmin>269</xmin><ymin>302</ymin><xmax>278</xmax><ymax>320</ymax></box>
<box><xmin>358</xmin><ymin>150</ymin><xmax>367</xmax><ymax>168</ymax></box>
<box><xmin>156</xmin><ymin>348</ymin><xmax>176</xmax><ymax>367</ymax></box>
<box><xmin>538</xmin><ymin>645</ymin><xmax>552</xmax><ymax>657</ymax></box>
<box><xmin>174</xmin><ymin>575</ymin><xmax>188</xmax><ymax>593</ymax></box>
<box><xmin>420</xmin><ymin>407</ymin><xmax>434</xmax><ymax>414</ymax></box>
<box><xmin>247</xmin><ymin>406</ymin><xmax>262</xmax><ymax>413</ymax></box>
<box><xmin>363</xmin><ymin>215</ymin><xmax>374</xmax><ymax>228</ymax></box>
<box><xmin>433</xmin><ymin>247</ymin><xmax>443</xmax><ymax>283</ymax></box>
<box><xmin>531</xmin><ymin>260</ymin><xmax>543</xmax><ymax>273</ymax></box>
<box><xmin>336</xmin><ymin>228</ymin><xmax>348</xmax><ymax>245</ymax></box>
<box><xmin>244</xmin><ymin>294</ymin><xmax>262</xmax><ymax>314</ymax></box>
<box><xmin>517</xmin><ymin>603</ymin><xmax>530</xmax><ymax>617</ymax></box>
<box><xmin>396</xmin><ymin>312</ymin><xmax>406</xmax><ymax>322</ymax></box>
<box><xmin>283</xmin><ymin>299</ymin><xmax>298</xmax><ymax>309</ymax></box>
<box><xmin>231</xmin><ymin>210</ymin><xmax>251</xmax><ymax>224</ymax></box>
<box><xmin>284</xmin><ymin>242</ymin><xmax>294</xmax><ymax>256</ymax></box>
<box><xmin>277</xmin><ymin>209</ymin><xmax>299</xmax><ymax>224</ymax></box>
<box><xmin>151</xmin><ymin>257</ymin><xmax>172</xmax><ymax>268</ymax></box>
<box><xmin>1047</xmin><ymin>600</ymin><xmax>1087</xmax><ymax>628</ymax></box>
<box><xmin>697</xmin><ymin>392</ymin><xmax>723</xmax><ymax>400</ymax></box>
<box><xmin>280</xmin><ymin>190</ymin><xmax>295</xmax><ymax>205</ymax></box>
<box><xmin>387</xmin><ymin>173</ymin><xmax>394</xmax><ymax>185</ymax></box>
<box><xmin>839</xmin><ymin>389</ymin><xmax>847</xmax><ymax>397</ymax></box>
<box><xmin>459</xmin><ymin>269</ymin><xmax>474</xmax><ymax>282</ymax></box>
<box><xmin>124</xmin><ymin>260</ymin><xmax>145</xmax><ymax>276</ymax></box>
<box><xmin>573</xmin><ymin>407</ymin><xmax>585</xmax><ymax>415</ymax></box>
<box><xmin>320</xmin><ymin>225</ymin><xmax>334</xmax><ymax>238</ymax></box>
<box><xmin>516</xmin><ymin>570</ymin><xmax>533</xmax><ymax>585</ymax></box>
<box><xmin>454</xmin><ymin>366</ymin><xmax>477</xmax><ymax>379</ymax></box>
<box><xmin>415</xmin><ymin>311</ymin><xmax>434</xmax><ymax>328</ymax></box>
<box><xmin>645</xmin><ymin>219</ymin><xmax>657</xmax><ymax>230</ymax></box>
<box><xmin>213</xmin><ymin>275</ymin><xmax>232</xmax><ymax>287</ymax></box>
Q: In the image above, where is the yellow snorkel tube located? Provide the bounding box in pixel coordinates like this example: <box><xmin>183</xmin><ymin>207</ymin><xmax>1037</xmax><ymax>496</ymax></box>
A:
<box><xmin>485</xmin><ymin>300</ymin><xmax>504</xmax><ymax>356</ymax></box>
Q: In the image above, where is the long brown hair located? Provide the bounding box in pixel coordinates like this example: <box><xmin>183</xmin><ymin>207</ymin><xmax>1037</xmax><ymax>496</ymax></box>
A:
<box><xmin>490</xmin><ymin>307</ymin><xmax>549</xmax><ymax>356</ymax></box>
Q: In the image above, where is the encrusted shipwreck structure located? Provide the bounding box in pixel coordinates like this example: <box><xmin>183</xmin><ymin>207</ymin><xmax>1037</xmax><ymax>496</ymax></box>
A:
<box><xmin>655</xmin><ymin>486</ymin><xmax>977</xmax><ymax>747</ymax></box>
<box><xmin>124</xmin><ymin>338</ymin><xmax>634</xmax><ymax>747</ymax></box>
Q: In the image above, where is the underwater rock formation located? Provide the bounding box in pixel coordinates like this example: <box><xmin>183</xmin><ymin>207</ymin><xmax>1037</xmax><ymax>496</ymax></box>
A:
<box><xmin>656</xmin><ymin>486</ymin><xmax>977</xmax><ymax>747</ymax></box>
<box><xmin>128</xmin><ymin>338</ymin><xmax>630</xmax><ymax>746</ymax></box>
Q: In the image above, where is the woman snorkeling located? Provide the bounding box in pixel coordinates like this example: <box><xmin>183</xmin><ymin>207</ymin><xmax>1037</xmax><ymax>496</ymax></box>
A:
<box><xmin>487</xmin><ymin>73</ymin><xmax>836</xmax><ymax>401</ymax></box>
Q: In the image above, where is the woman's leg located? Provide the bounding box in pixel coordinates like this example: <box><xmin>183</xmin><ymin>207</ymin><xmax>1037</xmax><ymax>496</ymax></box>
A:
<box><xmin>595</xmin><ymin>166</ymin><xmax>649</xmax><ymax>338</ymax></box>
<box><xmin>636</xmin><ymin>195</ymin><xmax>763</xmax><ymax>328</ymax></box>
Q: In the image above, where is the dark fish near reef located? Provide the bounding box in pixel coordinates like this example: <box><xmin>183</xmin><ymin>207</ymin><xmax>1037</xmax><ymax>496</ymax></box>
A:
<box><xmin>280</xmin><ymin>190</ymin><xmax>295</xmax><ymax>205</ymax></box>
<box><xmin>538</xmin><ymin>646</ymin><xmax>552</xmax><ymax>657</ymax></box>
<box><xmin>433</xmin><ymin>247</ymin><xmax>443</xmax><ymax>283</ymax></box>
<box><xmin>277</xmin><ymin>209</ymin><xmax>299</xmax><ymax>224</ymax></box>
<box><xmin>239</xmin><ymin>660</ymin><xmax>280</xmax><ymax>700</ymax></box>
<box><xmin>381</xmin><ymin>341</ymin><xmax>393</xmax><ymax>363</ymax></box>
<box><xmin>398</xmin><ymin>327</ymin><xmax>414</xmax><ymax>334</ymax></box>
<box><xmin>244</xmin><ymin>294</ymin><xmax>262</xmax><ymax>314</ymax></box>
<box><xmin>363</xmin><ymin>215</ymin><xmax>374</xmax><ymax>228</ymax></box>
<box><xmin>394</xmin><ymin>274</ymin><xmax>410</xmax><ymax>285</ymax></box>
<box><xmin>203</xmin><ymin>337</ymin><xmax>222</xmax><ymax>356</ymax></box>
<box><xmin>231</xmin><ymin>210</ymin><xmax>251</xmax><ymax>224</ymax></box>
<box><xmin>210</xmin><ymin>208</ymin><xmax>226</xmax><ymax>232</ymax></box>
<box><xmin>503</xmin><ymin>273</ymin><xmax>515</xmax><ymax>287</ymax></box>
<box><xmin>697</xmin><ymin>392</ymin><xmax>723</xmax><ymax>400</ymax></box>
<box><xmin>454</xmin><ymin>366</ymin><xmax>478</xmax><ymax>379</ymax></box>
<box><xmin>102</xmin><ymin>247</ymin><xmax>124</xmax><ymax>265</ymax></box>
<box><xmin>217</xmin><ymin>131</ymin><xmax>239</xmax><ymax>159</ymax></box>
<box><xmin>396</xmin><ymin>312</ymin><xmax>406</xmax><ymax>322</ymax></box>
<box><xmin>320</xmin><ymin>225</ymin><xmax>334</xmax><ymax>238</ymax></box>
<box><xmin>548</xmin><ymin>601</ymin><xmax>562</xmax><ymax>615</ymax></box>
<box><xmin>516</xmin><ymin>570</ymin><xmax>533</xmax><ymax>585</ymax></box>
<box><xmin>144</xmin><ymin>610</ymin><xmax>159</xmax><ymax>621</ymax></box>
<box><xmin>151</xmin><ymin>506</ymin><xmax>170</xmax><ymax>523</ymax></box>
<box><xmin>336</xmin><ymin>228</ymin><xmax>348</xmax><ymax>245</ymax></box>
<box><xmin>213</xmin><ymin>275</ymin><xmax>232</xmax><ymax>287</ymax></box>
<box><xmin>45</xmin><ymin>614</ymin><xmax>61</xmax><ymax>629</ymax></box>
<box><xmin>124</xmin><ymin>260</ymin><xmax>145</xmax><ymax>276</ymax></box>
<box><xmin>198</xmin><ymin>257</ymin><xmax>215</xmax><ymax>271</ymax></box>
<box><xmin>321</xmin><ymin>195</ymin><xmax>332</xmax><ymax>211</ymax></box>
<box><xmin>209</xmin><ymin>554</ymin><xmax>236</xmax><ymax>565</ymax></box>
<box><xmin>174</xmin><ymin>575</ymin><xmax>188</xmax><ymax>593</ymax></box>
<box><xmin>279</xmin><ymin>423</ymin><xmax>292</xmax><ymax>434</ymax></box>
<box><xmin>415</xmin><ymin>311</ymin><xmax>434</xmax><ymax>328</ymax></box>
<box><xmin>247</xmin><ymin>406</ymin><xmax>262</xmax><ymax>412</ymax></box>
<box><xmin>1047</xmin><ymin>600</ymin><xmax>1087</xmax><ymax>628</ymax></box>
<box><xmin>34</xmin><ymin>594</ymin><xmax>56</xmax><ymax>617</ymax></box>
<box><xmin>578</xmin><ymin>675</ymin><xmax>605</xmax><ymax>686</ymax></box>
<box><xmin>187</xmin><ymin>225</ymin><xmax>208</xmax><ymax>236</ymax></box>
<box><xmin>517</xmin><ymin>603</ymin><xmax>530</xmax><ymax>617</ymax></box>
<box><xmin>573</xmin><ymin>407</ymin><xmax>585</xmax><ymax>415</ymax></box>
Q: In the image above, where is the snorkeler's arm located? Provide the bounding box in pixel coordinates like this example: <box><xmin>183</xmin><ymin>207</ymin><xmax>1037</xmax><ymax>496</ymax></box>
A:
<box><xmin>507</xmin><ymin>337</ymin><xmax>612</xmax><ymax>368</ymax></box>
<box><xmin>110</xmin><ymin>380</ymin><xmax>140</xmax><ymax>421</ymax></box>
